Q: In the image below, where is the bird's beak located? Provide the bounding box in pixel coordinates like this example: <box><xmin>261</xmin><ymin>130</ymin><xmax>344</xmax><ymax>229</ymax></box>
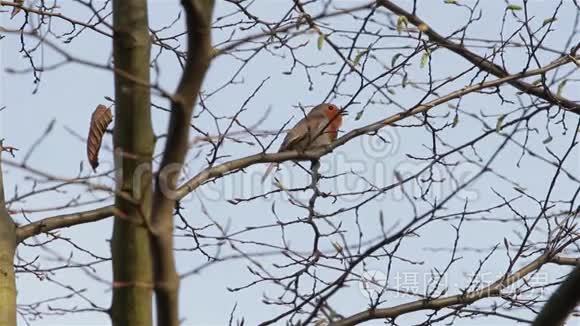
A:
<box><xmin>340</xmin><ymin>111</ymin><xmax>349</xmax><ymax>116</ymax></box>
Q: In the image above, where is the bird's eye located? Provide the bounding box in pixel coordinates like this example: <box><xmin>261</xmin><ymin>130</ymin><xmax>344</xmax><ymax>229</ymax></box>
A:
<box><xmin>329</xmin><ymin>105</ymin><xmax>336</xmax><ymax>111</ymax></box>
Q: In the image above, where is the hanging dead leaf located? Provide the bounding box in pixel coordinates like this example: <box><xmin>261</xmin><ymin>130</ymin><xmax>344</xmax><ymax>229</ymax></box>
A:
<box><xmin>87</xmin><ymin>104</ymin><xmax>112</xmax><ymax>171</ymax></box>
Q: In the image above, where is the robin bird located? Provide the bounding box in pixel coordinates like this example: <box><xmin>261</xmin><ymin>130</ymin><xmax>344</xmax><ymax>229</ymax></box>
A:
<box><xmin>261</xmin><ymin>103</ymin><xmax>345</xmax><ymax>183</ymax></box>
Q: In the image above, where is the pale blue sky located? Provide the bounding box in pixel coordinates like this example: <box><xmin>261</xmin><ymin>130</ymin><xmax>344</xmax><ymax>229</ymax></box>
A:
<box><xmin>1</xmin><ymin>1</ymin><xmax>579</xmax><ymax>325</ymax></box>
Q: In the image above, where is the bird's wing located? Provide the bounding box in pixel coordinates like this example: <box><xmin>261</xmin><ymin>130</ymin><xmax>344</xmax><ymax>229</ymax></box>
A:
<box><xmin>305</xmin><ymin>114</ymin><xmax>332</xmax><ymax>144</ymax></box>
<box><xmin>278</xmin><ymin>117</ymin><xmax>309</xmax><ymax>151</ymax></box>
<box><xmin>279</xmin><ymin>112</ymin><xmax>329</xmax><ymax>151</ymax></box>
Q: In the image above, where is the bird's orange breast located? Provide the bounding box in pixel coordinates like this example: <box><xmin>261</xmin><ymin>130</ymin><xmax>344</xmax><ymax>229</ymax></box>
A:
<box><xmin>325</xmin><ymin>112</ymin><xmax>342</xmax><ymax>141</ymax></box>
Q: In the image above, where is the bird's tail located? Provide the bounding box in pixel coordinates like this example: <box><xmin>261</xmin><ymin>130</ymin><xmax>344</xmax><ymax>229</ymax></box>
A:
<box><xmin>261</xmin><ymin>163</ymin><xmax>277</xmax><ymax>184</ymax></box>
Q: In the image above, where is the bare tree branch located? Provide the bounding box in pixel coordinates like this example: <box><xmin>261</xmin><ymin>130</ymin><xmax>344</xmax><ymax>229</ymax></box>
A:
<box><xmin>15</xmin><ymin>205</ymin><xmax>115</xmax><ymax>243</ymax></box>
<box><xmin>377</xmin><ymin>0</ymin><xmax>580</xmax><ymax>114</ymax></box>
<box><xmin>332</xmin><ymin>253</ymin><xmax>573</xmax><ymax>325</ymax></box>
<box><xmin>176</xmin><ymin>54</ymin><xmax>577</xmax><ymax>197</ymax></box>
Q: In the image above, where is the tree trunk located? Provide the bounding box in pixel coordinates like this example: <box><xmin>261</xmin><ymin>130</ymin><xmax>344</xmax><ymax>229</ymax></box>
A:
<box><xmin>0</xmin><ymin>149</ymin><xmax>17</xmax><ymax>326</ymax></box>
<box><xmin>110</xmin><ymin>0</ymin><xmax>154</xmax><ymax>325</ymax></box>
<box><xmin>149</xmin><ymin>1</ymin><xmax>214</xmax><ymax>325</ymax></box>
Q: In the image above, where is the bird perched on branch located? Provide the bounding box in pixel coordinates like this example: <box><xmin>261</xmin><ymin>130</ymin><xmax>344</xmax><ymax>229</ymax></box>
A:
<box><xmin>261</xmin><ymin>103</ymin><xmax>345</xmax><ymax>183</ymax></box>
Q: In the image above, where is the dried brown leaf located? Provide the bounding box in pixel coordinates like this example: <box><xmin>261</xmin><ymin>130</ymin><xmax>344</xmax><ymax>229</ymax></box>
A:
<box><xmin>87</xmin><ymin>104</ymin><xmax>112</xmax><ymax>171</ymax></box>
